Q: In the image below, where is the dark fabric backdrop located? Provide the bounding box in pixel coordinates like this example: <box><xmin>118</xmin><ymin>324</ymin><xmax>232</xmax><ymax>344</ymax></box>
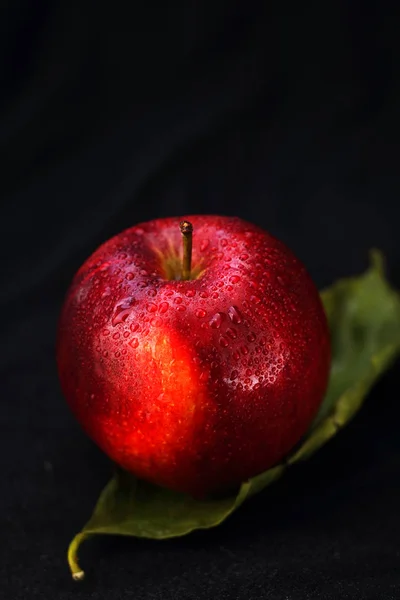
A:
<box><xmin>1</xmin><ymin>2</ymin><xmax>400</xmax><ymax>599</ymax></box>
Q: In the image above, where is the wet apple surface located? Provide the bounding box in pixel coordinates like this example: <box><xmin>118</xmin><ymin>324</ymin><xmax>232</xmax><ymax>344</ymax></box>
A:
<box><xmin>57</xmin><ymin>216</ymin><xmax>330</xmax><ymax>496</ymax></box>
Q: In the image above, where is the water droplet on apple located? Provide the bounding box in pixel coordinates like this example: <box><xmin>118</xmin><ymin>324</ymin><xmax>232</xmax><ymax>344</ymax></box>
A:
<box><xmin>102</xmin><ymin>350</ymin><xmax>108</xmax><ymax>357</ymax></box>
<box><xmin>230</xmin><ymin>275</ymin><xmax>241</xmax><ymax>284</ymax></box>
<box><xmin>240</xmin><ymin>346</ymin><xmax>249</xmax><ymax>355</ymax></box>
<box><xmin>185</xmin><ymin>289</ymin><xmax>196</xmax><ymax>297</ymax></box>
<box><xmin>112</xmin><ymin>308</ymin><xmax>131</xmax><ymax>326</ymax></box>
<box><xmin>102</xmin><ymin>329</ymin><xmax>110</xmax><ymax>336</ymax></box>
<box><xmin>123</xmin><ymin>331</ymin><xmax>130</xmax><ymax>338</ymax></box>
<box><xmin>196</xmin><ymin>309</ymin><xmax>206</xmax><ymax>318</ymax></box>
<box><xmin>233</xmin><ymin>350</ymin><xmax>240</xmax><ymax>361</ymax></box>
<box><xmin>253</xmin><ymin>383</ymin><xmax>261</xmax><ymax>390</ymax></box>
<box><xmin>200</xmin><ymin>291</ymin><xmax>209</xmax><ymax>298</ymax></box>
<box><xmin>211</xmin><ymin>292</ymin><xmax>219</xmax><ymax>299</ymax></box>
<box><xmin>209</xmin><ymin>312</ymin><xmax>224</xmax><ymax>329</ymax></box>
<box><xmin>230</xmin><ymin>370</ymin><xmax>238</xmax><ymax>380</ymax></box>
<box><xmin>125</xmin><ymin>272</ymin><xmax>135</xmax><ymax>280</ymax></box>
<box><xmin>219</xmin><ymin>336</ymin><xmax>229</xmax><ymax>348</ymax></box>
<box><xmin>147</xmin><ymin>288</ymin><xmax>157</xmax><ymax>297</ymax></box>
<box><xmin>200</xmin><ymin>239</ymin><xmax>209</xmax><ymax>252</ymax></box>
<box><xmin>176</xmin><ymin>305</ymin><xmax>186</xmax><ymax>312</ymax></box>
<box><xmin>174</xmin><ymin>297</ymin><xmax>183</xmax><ymax>304</ymax></box>
<box><xmin>247</xmin><ymin>332</ymin><xmax>257</xmax><ymax>342</ymax></box>
<box><xmin>115</xmin><ymin>351</ymin><xmax>120</xmax><ymax>357</ymax></box>
<box><xmin>130</xmin><ymin>322</ymin><xmax>140</xmax><ymax>332</ymax></box>
<box><xmin>226</xmin><ymin>327</ymin><xmax>237</xmax><ymax>339</ymax></box>
<box><xmin>240</xmin><ymin>253</ymin><xmax>249</xmax><ymax>261</ymax></box>
<box><xmin>147</xmin><ymin>302</ymin><xmax>157</xmax><ymax>313</ymax></box>
<box><xmin>129</xmin><ymin>338</ymin><xmax>139</xmax><ymax>349</ymax></box>
<box><xmin>112</xmin><ymin>332</ymin><xmax>120</xmax><ymax>340</ymax></box>
<box><xmin>228</xmin><ymin>305</ymin><xmax>242</xmax><ymax>324</ymax></box>
<box><xmin>151</xmin><ymin>317</ymin><xmax>162</xmax><ymax>326</ymax></box>
<box><xmin>250</xmin><ymin>295</ymin><xmax>261</xmax><ymax>304</ymax></box>
<box><xmin>159</xmin><ymin>302</ymin><xmax>169</xmax><ymax>314</ymax></box>
<box><xmin>112</xmin><ymin>299</ymin><xmax>135</xmax><ymax>326</ymax></box>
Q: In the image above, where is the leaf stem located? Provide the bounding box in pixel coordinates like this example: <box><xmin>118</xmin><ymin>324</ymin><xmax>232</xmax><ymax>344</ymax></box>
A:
<box><xmin>180</xmin><ymin>220</ymin><xmax>193</xmax><ymax>280</ymax></box>
<box><xmin>68</xmin><ymin>532</ymin><xmax>88</xmax><ymax>581</ymax></box>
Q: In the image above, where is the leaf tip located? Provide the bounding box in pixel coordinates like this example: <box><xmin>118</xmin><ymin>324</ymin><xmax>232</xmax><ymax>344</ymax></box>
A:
<box><xmin>369</xmin><ymin>248</ymin><xmax>385</xmax><ymax>276</ymax></box>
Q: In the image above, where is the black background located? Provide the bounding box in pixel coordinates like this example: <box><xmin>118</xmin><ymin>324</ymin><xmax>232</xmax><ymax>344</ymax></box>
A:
<box><xmin>1</xmin><ymin>2</ymin><xmax>400</xmax><ymax>599</ymax></box>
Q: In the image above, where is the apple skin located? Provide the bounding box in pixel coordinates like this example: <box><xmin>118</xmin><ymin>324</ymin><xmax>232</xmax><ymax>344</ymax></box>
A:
<box><xmin>57</xmin><ymin>215</ymin><xmax>330</xmax><ymax>497</ymax></box>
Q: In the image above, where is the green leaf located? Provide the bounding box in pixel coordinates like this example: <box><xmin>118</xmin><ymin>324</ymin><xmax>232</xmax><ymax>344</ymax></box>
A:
<box><xmin>68</xmin><ymin>251</ymin><xmax>400</xmax><ymax>579</ymax></box>
<box><xmin>289</xmin><ymin>250</ymin><xmax>400</xmax><ymax>463</ymax></box>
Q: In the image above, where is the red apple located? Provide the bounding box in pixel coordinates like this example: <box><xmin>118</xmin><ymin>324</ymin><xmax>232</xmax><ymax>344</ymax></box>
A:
<box><xmin>57</xmin><ymin>215</ymin><xmax>330</xmax><ymax>497</ymax></box>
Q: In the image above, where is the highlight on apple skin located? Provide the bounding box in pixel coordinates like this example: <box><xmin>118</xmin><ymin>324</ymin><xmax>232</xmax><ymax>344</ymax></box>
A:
<box><xmin>57</xmin><ymin>215</ymin><xmax>331</xmax><ymax>497</ymax></box>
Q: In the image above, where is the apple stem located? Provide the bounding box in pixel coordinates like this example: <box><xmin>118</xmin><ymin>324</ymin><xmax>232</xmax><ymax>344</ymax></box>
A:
<box><xmin>180</xmin><ymin>220</ymin><xmax>193</xmax><ymax>280</ymax></box>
